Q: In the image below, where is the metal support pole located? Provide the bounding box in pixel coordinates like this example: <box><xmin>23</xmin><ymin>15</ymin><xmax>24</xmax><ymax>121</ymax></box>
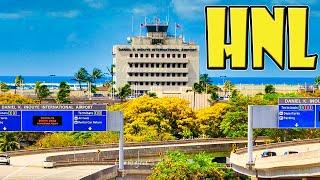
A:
<box><xmin>119</xmin><ymin>112</ymin><xmax>124</xmax><ymax>171</ymax></box>
<box><xmin>247</xmin><ymin>105</ymin><xmax>254</xmax><ymax>168</ymax></box>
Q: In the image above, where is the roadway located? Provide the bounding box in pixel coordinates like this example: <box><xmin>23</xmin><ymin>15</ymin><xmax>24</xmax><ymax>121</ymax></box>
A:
<box><xmin>0</xmin><ymin>139</ymin><xmax>248</xmax><ymax>179</ymax></box>
<box><xmin>0</xmin><ymin>165</ymin><xmax>109</xmax><ymax>180</ymax></box>
<box><xmin>230</xmin><ymin>140</ymin><xmax>320</xmax><ymax>178</ymax></box>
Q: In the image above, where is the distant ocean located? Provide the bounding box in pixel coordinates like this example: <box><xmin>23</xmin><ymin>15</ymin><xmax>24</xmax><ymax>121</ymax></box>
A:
<box><xmin>0</xmin><ymin>76</ymin><xmax>315</xmax><ymax>85</ymax></box>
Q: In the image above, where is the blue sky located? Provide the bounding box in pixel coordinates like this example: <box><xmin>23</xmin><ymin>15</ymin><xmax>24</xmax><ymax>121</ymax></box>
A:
<box><xmin>0</xmin><ymin>0</ymin><xmax>319</xmax><ymax>77</ymax></box>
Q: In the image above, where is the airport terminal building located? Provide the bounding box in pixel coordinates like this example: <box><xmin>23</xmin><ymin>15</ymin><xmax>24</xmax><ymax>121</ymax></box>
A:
<box><xmin>112</xmin><ymin>20</ymin><xmax>199</xmax><ymax>94</ymax></box>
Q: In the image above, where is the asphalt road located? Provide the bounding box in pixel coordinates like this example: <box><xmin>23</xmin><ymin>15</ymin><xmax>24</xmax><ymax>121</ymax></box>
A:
<box><xmin>0</xmin><ymin>140</ymin><xmax>247</xmax><ymax>179</ymax></box>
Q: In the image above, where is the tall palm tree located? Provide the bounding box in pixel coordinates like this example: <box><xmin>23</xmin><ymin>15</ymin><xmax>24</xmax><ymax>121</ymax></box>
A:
<box><xmin>91</xmin><ymin>68</ymin><xmax>104</xmax><ymax>83</ymax></box>
<box><xmin>73</xmin><ymin>67</ymin><xmax>89</xmax><ymax>90</ymax></box>
<box><xmin>0</xmin><ymin>133</ymin><xmax>20</xmax><ymax>152</ymax></box>
<box><xmin>107</xmin><ymin>64</ymin><xmax>115</xmax><ymax>99</ymax></box>
<box><xmin>34</xmin><ymin>82</ymin><xmax>51</xmax><ymax>104</ymax></box>
<box><xmin>14</xmin><ymin>75</ymin><xmax>24</xmax><ymax>94</ymax></box>
<box><xmin>199</xmin><ymin>74</ymin><xmax>209</xmax><ymax>86</ymax></box>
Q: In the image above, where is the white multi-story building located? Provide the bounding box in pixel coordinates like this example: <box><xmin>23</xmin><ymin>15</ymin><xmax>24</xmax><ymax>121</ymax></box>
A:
<box><xmin>112</xmin><ymin>20</ymin><xmax>199</xmax><ymax>94</ymax></box>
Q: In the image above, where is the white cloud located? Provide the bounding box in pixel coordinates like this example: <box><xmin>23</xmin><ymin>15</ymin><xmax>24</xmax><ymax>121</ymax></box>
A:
<box><xmin>172</xmin><ymin>0</ymin><xmax>220</xmax><ymax>20</ymax></box>
<box><xmin>132</xmin><ymin>4</ymin><xmax>158</xmax><ymax>16</ymax></box>
<box><xmin>83</xmin><ymin>0</ymin><xmax>106</xmax><ymax>9</ymax></box>
<box><xmin>0</xmin><ymin>11</ymin><xmax>32</xmax><ymax>20</ymax></box>
<box><xmin>48</xmin><ymin>10</ymin><xmax>80</xmax><ymax>18</ymax></box>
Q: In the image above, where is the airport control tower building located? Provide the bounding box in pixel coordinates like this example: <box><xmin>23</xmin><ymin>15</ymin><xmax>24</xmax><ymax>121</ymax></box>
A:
<box><xmin>112</xmin><ymin>19</ymin><xmax>199</xmax><ymax>94</ymax></box>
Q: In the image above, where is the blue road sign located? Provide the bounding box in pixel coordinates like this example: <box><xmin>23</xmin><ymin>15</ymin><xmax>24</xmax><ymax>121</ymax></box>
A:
<box><xmin>278</xmin><ymin>98</ymin><xmax>320</xmax><ymax>128</ymax></box>
<box><xmin>0</xmin><ymin>104</ymin><xmax>107</xmax><ymax>132</ymax></box>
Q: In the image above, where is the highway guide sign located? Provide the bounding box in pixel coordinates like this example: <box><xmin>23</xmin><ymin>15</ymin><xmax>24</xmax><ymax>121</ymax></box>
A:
<box><xmin>0</xmin><ymin>104</ymin><xmax>107</xmax><ymax>132</ymax></box>
<box><xmin>278</xmin><ymin>98</ymin><xmax>320</xmax><ymax>128</ymax></box>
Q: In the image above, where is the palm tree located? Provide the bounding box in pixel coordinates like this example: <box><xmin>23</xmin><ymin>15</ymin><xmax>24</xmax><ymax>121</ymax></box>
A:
<box><xmin>199</xmin><ymin>74</ymin><xmax>209</xmax><ymax>86</ymax></box>
<box><xmin>34</xmin><ymin>82</ymin><xmax>51</xmax><ymax>104</ymax></box>
<box><xmin>0</xmin><ymin>133</ymin><xmax>20</xmax><ymax>152</ymax></box>
<box><xmin>14</xmin><ymin>75</ymin><xmax>24</xmax><ymax>94</ymax></box>
<box><xmin>73</xmin><ymin>67</ymin><xmax>90</xmax><ymax>90</ymax></box>
<box><xmin>223</xmin><ymin>80</ymin><xmax>234</xmax><ymax>96</ymax></box>
<box><xmin>91</xmin><ymin>68</ymin><xmax>104</xmax><ymax>83</ymax></box>
<box><xmin>56</xmin><ymin>82</ymin><xmax>71</xmax><ymax>103</ymax></box>
<box><xmin>107</xmin><ymin>64</ymin><xmax>115</xmax><ymax>99</ymax></box>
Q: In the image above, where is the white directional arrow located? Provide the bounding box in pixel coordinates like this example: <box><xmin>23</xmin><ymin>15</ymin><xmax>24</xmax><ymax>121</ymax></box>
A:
<box><xmin>88</xmin><ymin>127</ymin><xmax>92</xmax><ymax>131</ymax></box>
<box><xmin>295</xmin><ymin>123</ymin><xmax>299</xmax><ymax>127</ymax></box>
<box><xmin>3</xmin><ymin>127</ymin><xmax>7</xmax><ymax>131</ymax></box>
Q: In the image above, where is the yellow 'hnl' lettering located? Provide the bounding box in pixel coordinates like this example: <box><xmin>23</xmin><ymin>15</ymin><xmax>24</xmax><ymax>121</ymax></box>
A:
<box><xmin>205</xmin><ymin>6</ymin><xmax>318</xmax><ymax>70</ymax></box>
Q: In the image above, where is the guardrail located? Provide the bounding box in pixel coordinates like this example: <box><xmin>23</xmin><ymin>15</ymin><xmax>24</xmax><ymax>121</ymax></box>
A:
<box><xmin>235</xmin><ymin>138</ymin><xmax>320</xmax><ymax>154</ymax></box>
<box><xmin>1</xmin><ymin>137</ymin><xmax>264</xmax><ymax>157</ymax></box>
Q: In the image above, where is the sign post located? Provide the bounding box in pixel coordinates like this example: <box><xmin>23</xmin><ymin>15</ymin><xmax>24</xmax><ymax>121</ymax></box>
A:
<box><xmin>0</xmin><ymin>104</ymin><xmax>125</xmax><ymax>172</ymax></box>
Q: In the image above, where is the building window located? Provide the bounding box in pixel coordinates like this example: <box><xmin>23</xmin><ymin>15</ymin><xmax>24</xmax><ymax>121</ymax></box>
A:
<box><xmin>156</xmin><ymin>82</ymin><xmax>160</xmax><ymax>85</ymax></box>
<box><xmin>167</xmin><ymin>64</ymin><xmax>171</xmax><ymax>68</ymax></box>
<box><xmin>167</xmin><ymin>73</ymin><xmax>170</xmax><ymax>77</ymax></box>
<box><xmin>146</xmin><ymin>54</ymin><xmax>149</xmax><ymax>58</ymax></box>
<box><xmin>140</xmin><ymin>73</ymin><xmax>143</xmax><ymax>76</ymax></box>
<box><xmin>128</xmin><ymin>82</ymin><xmax>132</xmax><ymax>85</ymax></box>
<box><xmin>151</xmin><ymin>82</ymin><xmax>154</xmax><ymax>85</ymax></box>
<box><xmin>177</xmin><ymin>73</ymin><xmax>181</xmax><ymax>77</ymax></box>
<box><xmin>140</xmin><ymin>63</ymin><xmax>143</xmax><ymax>68</ymax></box>
<box><xmin>129</xmin><ymin>54</ymin><xmax>133</xmax><ymax>58</ymax></box>
<box><xmin>156</xmin><ymin>54</ymin><xmax>159</xmax><ymax>58</ymax></box>
<box><xmin>183</xmin><ymin>73</ymin><xmax>187</xmax><ymax>77</ymax></box>
<box><xmin>128</xmin><ymin>73</ymin><xmax>132</xmax><ymax>76</ymax></box>
<box><xmin>156</xmin><ymin>73</ymin><xmax>159</xmax><ymax>77</ymax></box>
<box><xmin>151</xmin><ymin>63</ymin><xmax>154</xmax><ymax>68</ymax></box>
<box><xmin>156</xmin><ymin>63</ymin><xmax>159</xmax><ymax>68</ymax></box>
<box><xmin>167</xmin><ymin>54</ymin><xmax>170</xmax><ymax>58</ymax></box>
<box><xmin>135</xmin><ymin>54</ymin><xmax>138</xmax><ymax>58</ymax></box>
<box><xmin>135</xmin><ymin>73</ymin><xmax>138</xmax><ymax>76</ymax></box>
<box><xmin>183</xmin><ymin>54</ymin><xmax>186</xmax><ymax>58</ymax></box>
<box><xmin>161</xmin><ymin>73</ymin><xmax>165</xmax><ymax>77</ymax></box>
<box><xmin>161</xmin><ymin>54</ymin><xmax>165</xmax><ymax>58</ymax></box>
<box><xmin>140</xmin><ymin>82</ymin><xmax>143</xmax><ymax>85</ymax></box>
<box><xmin>140</xmin><ymin>54</ymin><xmax>143</xmax><ymax>58</ymax></box>
<box><xmin>177</xmin><ymin>64</ymin><xmax>181</xmax><ymax>68</ymax></box>
<box><xmin>183</xmin><ymin>63</ymin><xmax>187</xmax><ymax>68</ymax></box>
<box><xmin>135</xmin><ymin>64</ymin><xmax>138</xmax><ymax>68</ymax></box>
<box><xmin>151</xmin><ymin>54</ymin><xmax>154</xmax><ymax>58</ymax></box>
<box><xmin>146</xmin><ymin>82</ymin><xmax>149</xmax><ymax>85</ymax></box>
<box><xmin>161</xmin><ymin>82</ymin><xmax>165</xmax><ymax>85</ymax></box>
<box><xmin>172</xmin><ymin>64</ymin><xmax>176</xmax><ymax>68</ymax></box>
<box><xmin>151</xmin><ymin>73</ymin><xmax>154</xmax><ymax>77</ymax></box>
<box><xmin>172</xmin><ymin>82</ymin><xmax>176</xmax><ymax>86</ymax></box>
<box><xmin>146</xmin><ymin>73</ymin><xmax>149</xmax><ymax>77</ymax></box>
<box><xmin>167</xmin><ymin>82</ymin><xmax>170</xmax><ymax>85</ymax></box>
<box><xmin>177</xmin><ymin>82</ymin><xmax>181</xmax><ymax>86</ymax></box>
<box><xmin>178</xmin><ymin>54</ymin><xmax>181</xmax><ymax>58</ymax></box>
<box><xmin>172</xmin><ymin>73</ymin><xmax>176</xmax><ymax>77</ymax></box>
<box><xmin>183</xmin><ymin>82</ymin><xmax>187</xmax><ymax>86</ymax></box>
<box><xmin>129</xmin><ymin>63</ymin><xmax>133</xmax><ymax>68</ymax></box>
<box><xmin>172</xmin><ymin>54</ymin><xmax>176</xmax><ymax>58</ymax></box>
<box><xmin>161</xmin><ymin>63</ymin><xmax>165</xmax><ymax>68</ymax></box>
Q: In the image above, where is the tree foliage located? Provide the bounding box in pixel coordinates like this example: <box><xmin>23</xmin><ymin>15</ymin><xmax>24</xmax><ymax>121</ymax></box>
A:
<box><xmin>149</xmin><ymin>151</ymin><xmax>224</xmax><ymax>180</ymax></box>
<box><xmin>0</xmin><ymin>82</ymin><xmax>10</xmax><ymax>93</ymax></box>
<box><xmin>117</xmin><ymin>83</ymin><xmax>132</xmax><ymax>100</ymax></box>
<box><xmin>35</xmin><ymin>82</ymin><xmax>51</xmax><ymax>103</ymax></box>
<box><xmin>265</xmin><ymin>84</ymin><xmax>276</xmax><ymax>94</ymax></box>
<box><xmin>0</xmin><ymin>133</ymin><xmax>20</xmax><ymax>152</ymax></box>
<box><xmin>56</xmin><ymin>82</ymin><xmax>71</xmax><ymax>103</ymax></box>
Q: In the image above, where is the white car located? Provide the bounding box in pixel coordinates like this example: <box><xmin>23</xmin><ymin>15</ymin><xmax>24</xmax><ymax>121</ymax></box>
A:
<box><xmin>0</xmin><ymin>155</ymin><xmax>10</xmax><ymax>165</ymax></box>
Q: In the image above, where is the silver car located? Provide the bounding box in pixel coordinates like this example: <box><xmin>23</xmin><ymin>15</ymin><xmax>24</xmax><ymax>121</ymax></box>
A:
<box><xmin>0</xmin><ymin>155</ymin><xmax>10</xmax><ymax>165</ymax></box>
